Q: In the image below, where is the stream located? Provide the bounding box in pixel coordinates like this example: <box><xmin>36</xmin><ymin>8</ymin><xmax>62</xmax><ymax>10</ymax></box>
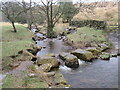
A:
<box><xmin>1</xmin><ymin>28</ymin><xmax>119</xmax><ymax>88</ymax></box>
<box><xmin>35</xmin><ymin>29</ymin><xmax>119</xmax><ymax>88</ymax></box>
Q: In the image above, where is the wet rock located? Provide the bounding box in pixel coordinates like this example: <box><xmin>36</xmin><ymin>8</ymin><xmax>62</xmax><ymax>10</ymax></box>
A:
<box><xmin>37</xmin><ymin>56</ymin><xmax>60</xmax><ymax>68</ymax></box>
<box><xmin>100</xmin><ymin>52</ymin><xmax>110</xmax><ymax>60</ymax></box>
<box><xmin>59</xmin><ymin>52</ymin><xmax>79</xmax><ymax>68</ymax></box>
<box><xmin>39</xmin><ymin>63</ymin><xmax>52</xmax><ymax>72</ymax></box>
<box><xmin>71</xmin><ymin>49</ymin><xmax>94</xmax><ymax>61</ymax></box>
<box><xmin>86</xmin><ymin>47</ymin><xmax>100</xmax><ymax>55</ymax></box>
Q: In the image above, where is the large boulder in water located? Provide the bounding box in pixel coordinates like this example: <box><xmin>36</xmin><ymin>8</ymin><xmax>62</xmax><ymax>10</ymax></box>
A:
<box><xmin>37</xmin><ymin>56</ymin><xmax>60</xmax><ymax>68</ymax></box>
<box><xmin>59</xmin><ymin>52</ymin><xmax>79</xmax><ymax>68</ymax></box>
<box><xmin>71</xmin><ymin>49</ymin><xmax>94</xmax><ymax>61</ymax></box>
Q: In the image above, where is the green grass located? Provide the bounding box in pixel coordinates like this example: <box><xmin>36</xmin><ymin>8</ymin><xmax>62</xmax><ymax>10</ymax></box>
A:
<box><xmin>2</xmin><ymin>40</ymin><xmax>33</xmax><ymax>57</ymax></box>
<box><xmin>2</xmin><ymin>74</ymin><xmax>25</xmax><ymax>88</ymax></box>
<box><xmin>2</xmin><ymin>25</ymin><xmax>33</xmax><ymax>42</ymax></box>
<box><xmin>1</xmin><ymin>23</ymin><xmax>33</xmax><ymax>58</ymax></box>
<box><xmin>1</xmin><ymin>22</ymin><xmax>34</xmax><ymax>72</ymax></box>
<box><xmin>24</xmin><ymin>76</ymin><xmax>48</xmax><ymax>88</ymax></box>
<box><xmin>2</xmin><ymin>74</ymin><xmax>48</xmax><ymax>88</ymax></box>
<box><xmin>67</xmin><ymin>27</ymin><xmax>107</xmax><ymax>43</ymax></box>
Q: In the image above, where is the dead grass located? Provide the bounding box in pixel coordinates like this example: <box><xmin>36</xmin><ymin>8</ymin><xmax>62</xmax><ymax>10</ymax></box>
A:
<box><xmin>73</xmin><ymin>3</ymin><xmax>118</xmax><ymax>25</ymax></box>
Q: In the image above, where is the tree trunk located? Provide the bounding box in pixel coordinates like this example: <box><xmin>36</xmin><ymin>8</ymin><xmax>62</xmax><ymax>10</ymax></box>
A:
<box><xmin>47</xmin><ymin>26</ymin><xmax>55</xmax><ymax>38</ymax></box>
<box><xmin>11</xmin><ymin>22</ymin><xmax>17</xmax><ymax>32</ymax></box>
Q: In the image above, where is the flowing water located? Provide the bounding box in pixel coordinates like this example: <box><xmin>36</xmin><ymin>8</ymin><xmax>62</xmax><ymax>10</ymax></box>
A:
<box><xmin>36</xmin><ymin>33</ymin><xmax>73</xmax><ymax>57</ymax></box>
<box><xmin>59</xmin><ymin>57</ymin><xmax>119</xmax><ymax>88</ymax></box>
<box><xmin>36</xmin><ymin>30</ymin><xmax>119</xmax><ymax>88</ymax></box>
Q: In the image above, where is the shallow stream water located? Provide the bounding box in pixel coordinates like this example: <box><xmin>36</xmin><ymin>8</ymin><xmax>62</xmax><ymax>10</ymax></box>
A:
<box><xmin>36</xmin><ymin>30</ymin><xmax>119</xmax><ymax>88</ymax></box>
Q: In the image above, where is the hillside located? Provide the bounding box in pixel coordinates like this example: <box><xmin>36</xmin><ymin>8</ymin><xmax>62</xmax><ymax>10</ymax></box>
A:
<box><xmin>73</xmin><ymin>1</ymin><xmax>118</xmax><ymax>25</ymax></box>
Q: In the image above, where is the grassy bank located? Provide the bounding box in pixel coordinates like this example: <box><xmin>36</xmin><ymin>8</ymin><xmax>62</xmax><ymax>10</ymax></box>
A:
<box><xmin>1</xmin><ymin>22</ymin><xmax>33</xmax><ymax>58</ymax></box>
<box><xmin>1</xmin><ymin>22</ymin><xmax>49</xmax><ymax>88</ymax></box>
<box><xmin>1</xmin><ymin>22</ymin><xmax>34</xmax><ymax>71</ymax></box>
<box><xmin>66</xmin><ymin>27</ymin><xmax>109</xmax><ymax>47</ymax></box>
<box><xmin>67</xmin><ymin>27</ymin><xmax>107</xmax><ymax>43</ymax></box>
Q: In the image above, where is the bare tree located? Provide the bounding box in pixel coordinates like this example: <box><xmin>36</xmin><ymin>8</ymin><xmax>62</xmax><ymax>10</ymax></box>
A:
<box><xmin>0</xmin><ymin>1</ymin><xmax>29</xmax><ymax>32</ymax></box>
<box><xmin>37</xmin><ymin>0</ymin><xmax>64</xmax><ymax>38</ymax></box>
<box><xmin>20</xmin><ymin>0</ymin><xmax>34</xmax><ymax>30</ymax></box>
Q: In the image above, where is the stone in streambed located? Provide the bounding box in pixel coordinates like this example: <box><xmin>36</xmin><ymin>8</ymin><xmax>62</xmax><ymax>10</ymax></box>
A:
<box><xmin>59</xmin><ymin>52</ymin><xmax>79</xmax><ymax>68</ymax></box>
<box><xmin>71</xmin><ymin>49</ymin><xmax>94</xmax><ymax>61</ymax></box>
<box><xmin>37</xmin><ymin>56</ymin><xmax>60</xmax><ymax>68</ymax></box>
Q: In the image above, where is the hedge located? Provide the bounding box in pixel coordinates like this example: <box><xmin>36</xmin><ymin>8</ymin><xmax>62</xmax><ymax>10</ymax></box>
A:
<box><xmin>69</xmin><ymin>20</ymin><xmax>106</xmax><ymax>29</ymax></box>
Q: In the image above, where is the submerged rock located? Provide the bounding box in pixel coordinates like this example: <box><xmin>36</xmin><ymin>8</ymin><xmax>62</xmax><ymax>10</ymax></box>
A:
<box><xmin>37</xmin><ymin>56</ymin><xmax>60</xmax><ymax>68</ymax></box>
<box><xmin>100</xmin><ymin>52</ymin><xmax>110</xmax><ymax>60</ymax></box>
<box><xmin>71</xmin><ymin>49</ymin><xmax>94</xmax><ymax>61</ymax></box>
<box><xmin>59</xmin><ymin>52</ymin><xmax>79</xmax><ymax>68</ymax></box>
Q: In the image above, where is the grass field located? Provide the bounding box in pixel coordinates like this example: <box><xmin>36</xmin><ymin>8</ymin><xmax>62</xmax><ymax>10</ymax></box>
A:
<box><xmin>1</xmin><ymin>22</ymin><xmax>33</xmax><ymax>58</ymax></box>
<box><xmin>67</xmin><ymin>27</ymin><xmax>108</xmax><ymax>45</ymax></box>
